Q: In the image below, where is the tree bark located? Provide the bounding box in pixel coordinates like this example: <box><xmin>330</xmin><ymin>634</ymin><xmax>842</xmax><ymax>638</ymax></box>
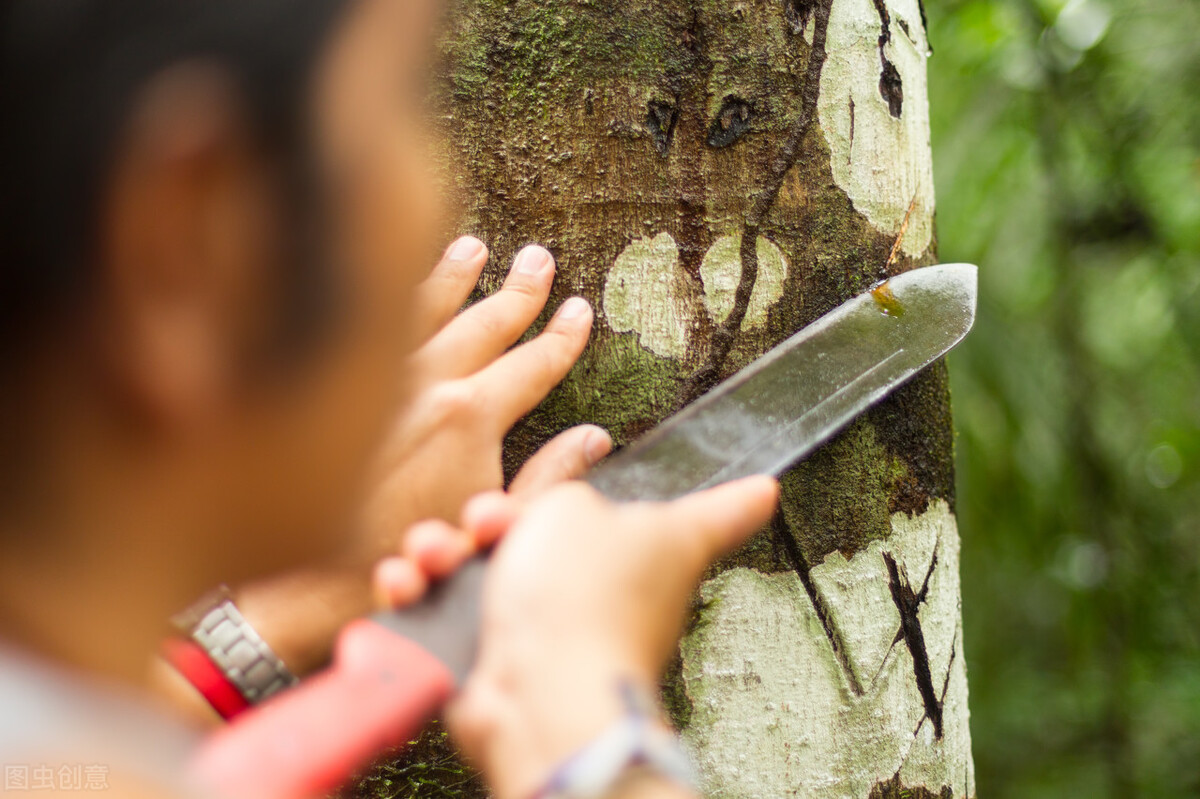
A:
<box><xmin>360</xmin><ymin>0</ymin><xmax>976</xmax><ymax>795</ymax></box>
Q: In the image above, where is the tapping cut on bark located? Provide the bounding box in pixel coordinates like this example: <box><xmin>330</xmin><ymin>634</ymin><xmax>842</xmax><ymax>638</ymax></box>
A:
<box><xmin>884</xmin><ymin>551</ymin><xmax>944</xmax><ymax>739</ymax></box>
<box><xmin>773</xmin><ymin>511</ymin><xmax>866</xmax><ymax>696</ymax></box>
<box><xmin>872</xmin><ymin>0</ymin><xmax>905</xmax><ymax>118</ymax></box>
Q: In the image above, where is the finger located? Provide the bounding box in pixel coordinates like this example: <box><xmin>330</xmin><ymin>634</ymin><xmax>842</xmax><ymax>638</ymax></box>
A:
<box><xmin>655</xmin><ymin>476</ymin><xmax>780</xmax><ymax>572</ymax></box>
<box><xmin>416</xmin><ymin>245</ymin><xmax>557</xmax><ymax>379</ymax></box>
<box><xmin>446</xmin><ymin>676</ymin><xmax>519</xmax><ymax>767</ymax></box>
<box><xmin>412</xmin><ymin>236</ymin><xmax>489</xmax><ymax>343</ymax></box>
<box><xmin>403</xmin><ymin>519</ymin><xmax>476</xmax><ymax>578</ymax></box>
<box><xmin>461</xmin><ymin>491</ymin><xmax>523</xmax><ymax>549</ymax></box>
<box><xmin>372</xmin><ymin>557</ymin><xmax>429</xmax><ymax>609</ymax></box>
<box><xmin>471</xmin><ymin>297</ymin><xmax>593</xmax><ymax>426</ymax></box>
<box><xmin>509</xmin><ymin>425</ymin><xmax>612</xmax><ymax>498</ymax></box>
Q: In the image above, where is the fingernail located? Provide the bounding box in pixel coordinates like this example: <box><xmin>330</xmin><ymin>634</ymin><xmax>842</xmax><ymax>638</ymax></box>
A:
<box><xmin>747</xmin><ymin>475</ymin><xmax>781</xmax><ymax>500</ymax></box>
<box><xmin>446</xmin><ymin>236</ymin><xmax>485</xmax><ymax>261</ymax></box>
<box><xmin>584</xmin><ymin>427</ymin><xmax>613</xmax><ymax>465</ymax></box>
<box><xmin>556</xmin><ymin>296</ymin><xmax>591</xmax><ymax>321</ymax></box>
<box><xmin>373</xmin><ymin>558</ymin><xmax>424</xmax><ymax>608</ymax></box>
<box><xmin>514</xmin><ymin>245</ymin><xmax>552</xmax><ymax>276</ymax></box>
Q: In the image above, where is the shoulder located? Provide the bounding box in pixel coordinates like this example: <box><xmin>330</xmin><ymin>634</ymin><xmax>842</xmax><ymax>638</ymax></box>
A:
<box><xmin>0</xmin><ymin>645</ymin><xmax>203</xmax><ymax>799</ymax></box>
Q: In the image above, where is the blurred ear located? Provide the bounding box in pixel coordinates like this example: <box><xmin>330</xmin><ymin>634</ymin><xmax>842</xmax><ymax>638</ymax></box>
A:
<box><xmin>96</xmin><ymin>62</ymin><xmax>279</xmax><ymax>434</ymax></box>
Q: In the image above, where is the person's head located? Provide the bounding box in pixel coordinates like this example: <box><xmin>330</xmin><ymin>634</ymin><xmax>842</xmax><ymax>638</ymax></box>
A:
<box><xmin>0</xmin><ymin>0</ymin><xmax>445</xmax><ymax>592</ymax></box>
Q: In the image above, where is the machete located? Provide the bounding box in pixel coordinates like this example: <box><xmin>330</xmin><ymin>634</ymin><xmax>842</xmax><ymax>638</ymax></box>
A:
<box><xmin>190</xmin><ymin>262</ymin><xmax>978</xmax><ymax>799</ymax></box>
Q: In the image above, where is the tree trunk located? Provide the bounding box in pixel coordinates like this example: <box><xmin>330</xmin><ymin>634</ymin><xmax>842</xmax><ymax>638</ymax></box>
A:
<box><xmin>361</xmin><ymin>0</ymin><xmax>976</xmax><ymax>796</ymax></box>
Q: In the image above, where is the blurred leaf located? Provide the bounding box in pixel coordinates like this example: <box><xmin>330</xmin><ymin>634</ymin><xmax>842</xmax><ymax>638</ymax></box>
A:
<box><xmin>931</xmin><ymin>0</ymin><xmax>1200</xmax><ymax>795</ymax></box>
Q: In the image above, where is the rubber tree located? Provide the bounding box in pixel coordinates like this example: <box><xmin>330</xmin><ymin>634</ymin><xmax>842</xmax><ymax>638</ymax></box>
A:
<box><xmin>364</xmin><ymin>0</ymin><xmax>976</xmax><ymax>796</ymax></box>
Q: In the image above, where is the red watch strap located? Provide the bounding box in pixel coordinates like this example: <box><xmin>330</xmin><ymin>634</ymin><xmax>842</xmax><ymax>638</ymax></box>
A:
<box><xmin>161</xmin><ymin>637</ymin><xmax>250</xmax><ymax>721</ymax></box>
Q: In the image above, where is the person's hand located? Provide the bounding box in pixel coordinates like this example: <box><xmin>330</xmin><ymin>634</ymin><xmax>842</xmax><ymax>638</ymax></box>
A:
<box><xmin>356</xmin><ymin>236</ymin><xmax>611</xmax><ymax>562</ymax></box>
<box><xmin>166</xmin><ymin>238</ymin><xmax>608</xmax><ymax>690</ymax></box>
<box><xmin>370</xmin><ymin>490</ymin><xmax>515</xmax><ymax>607</ymax></box>
<box><xmin>407</xmin><ymin>478</ymin><xmax>780</xmax><ymax>799</ymax></box>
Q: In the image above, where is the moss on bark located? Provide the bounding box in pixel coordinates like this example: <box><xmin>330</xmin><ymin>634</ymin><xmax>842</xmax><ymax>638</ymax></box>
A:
<box><xmin>868</xmin><ymin>774</ymin><xmax>953</xmax><ymax>799</ymax></box>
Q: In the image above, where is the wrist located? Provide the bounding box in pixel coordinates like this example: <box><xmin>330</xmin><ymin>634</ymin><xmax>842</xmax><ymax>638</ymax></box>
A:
<box><xmin>234</xmin><ymin>565</ymin><xmax>373</xmax><ymax>676</ymax></box>
<box><xmin>597</xmin><ymin>773</ymin><xmax>697</xmax><ymax>799</ymax></box>
<box><xmin>455</xmin><ymin>654</ymin><xmax>666</xmax><ymax>799</ymax></box>
<box><xmin>160</xmin><ymin>582</ymin><xmax>306</xmax><ymax>722</ymax></box>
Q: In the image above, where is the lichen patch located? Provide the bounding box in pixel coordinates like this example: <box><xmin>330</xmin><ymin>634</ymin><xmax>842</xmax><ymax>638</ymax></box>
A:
<box><xmin>817</xmin><ymin>0</ymin><xmax>935</xmax><ymax>257</ymax></box>
<box><xmin>680</xmin><ymin>501</ymin><xmax>974</xmax><ymax>798</ymax></box>
<box><xmin>699</xmin><ymin>235</ymin><xmax>789</xmax><ymax>331</ymax></box>
<box><xmin>602</xmin><ymin>232</ymin><xmax>705</xmax><ymax>361</ymax></box>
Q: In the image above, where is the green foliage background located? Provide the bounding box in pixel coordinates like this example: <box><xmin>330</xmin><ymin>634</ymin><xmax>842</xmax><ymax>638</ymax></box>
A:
<box><xmin>929</xmin><ymin>0</ymin><xmax>1200</xmax><ymax>794</ymax></box>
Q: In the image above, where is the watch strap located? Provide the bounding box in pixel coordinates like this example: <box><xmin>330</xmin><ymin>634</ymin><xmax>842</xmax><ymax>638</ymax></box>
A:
<box><xmin>160</xmin><ymin>637</ymin><xmax>250</xmax><ymax>721</ymax></box>
<box><xmin>531</xmin><ymin>681</ymin><xmax>697</xmax><ymax>799</ymax></box>
<box><xmin>171</xmin><ymin>586</ymin><xmax>298</xmax><ymax>709</ymax></box>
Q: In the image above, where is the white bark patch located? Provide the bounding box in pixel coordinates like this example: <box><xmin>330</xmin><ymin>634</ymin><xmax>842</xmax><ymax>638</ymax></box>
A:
<box><xmin>817</xmin><ymin>0</ymin><xmax>935</xmax><ymax>257</ymax></box>
<box><xmin>699</xmin><ymin>235</ymin><xmax>789</xmax><ymax>331</ymax></box>
<box><xmin>603</xmin><ymin>232</ymin><xmax>705</xmax><ymax>360</ymax></box>
<box><xmin>680</xmin><ymin>501</ymin><xmax>974</xmax><ymax>798</ymax></box>
<box><xmin>604</xmin><ymin>232</ymin><xmax>792</xmax><ymax>358</ymax></box>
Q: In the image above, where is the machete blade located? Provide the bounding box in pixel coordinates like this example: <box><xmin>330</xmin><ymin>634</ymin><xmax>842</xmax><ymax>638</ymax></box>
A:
<box><xmin>585</xmin><ymin>262</ymin><xmax>978</xmax><ymax>501</ymax></box>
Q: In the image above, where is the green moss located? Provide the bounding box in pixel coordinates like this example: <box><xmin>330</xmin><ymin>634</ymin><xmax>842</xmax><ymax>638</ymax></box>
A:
<box><xmin>346</xmin><ymin>722</ymin><xmax>485</xmax><ymax>799</ymax></box>
<box><xmin>442</xmin><ymin>0</ymin><xmax>694</xmax><ymax>108</ymax></box>
<box><xmin>441</xmin><ymin>1</ymin><xmax>589</xmax><ymax>105</ymax></box>
<box><xmin>777</xmin><ymin>419</ymin><xmax>895</xmax><ymax>565</ymax></box>
<box><xmin>574</xmin><ymin>334</ymin><xmax>688</xmax><ymax>443</ymax></box>
<box><xmin>503</xmin><ymin>331</ymin><xmax>687</xmax><ymax>479</ymax></box>
<box><xmin>706</xmin><ymin>388</ymin><xmax>952</xmax><ymax>575</ymax></box>
<box><xmin>709</xmin><ymin>519</ymin><xmax>788</xmax><ymax>575</ymax></box>
<box><xmin>868</xmin><ymin>774</ymin><xmax>956</xmax><ymax>799</ymax></box>
<box><xmin>659</xmin><ymin>648</ymin><xmax>693</xmax><ymax>732</ymax></box>
<box><xmin>867</xmin><ymin>361</ymin><xmax>957</xmax><ymax>516</ymax></box>
<box><xmin>668</xmin><ymin>588</ymin><xmax>728</xmax><ymax>733</ymax></box>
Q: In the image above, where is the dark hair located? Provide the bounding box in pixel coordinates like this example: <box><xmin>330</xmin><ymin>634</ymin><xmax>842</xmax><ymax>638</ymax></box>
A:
<box><xmin>0</xmin><ymin>0</ymin><xmax>351</xmax><ymax>368</ymax></box>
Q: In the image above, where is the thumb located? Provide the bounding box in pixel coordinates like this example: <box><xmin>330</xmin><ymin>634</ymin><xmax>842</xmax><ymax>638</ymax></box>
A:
<box><xmin>657</xmin><ymin>476</ymin><xmax>780</xmax><ymax>573</ymax></box>
<box><xmin>508</xmin><ymin>425</ymin><xmax>613</xmax><ymax>498</ymax></box>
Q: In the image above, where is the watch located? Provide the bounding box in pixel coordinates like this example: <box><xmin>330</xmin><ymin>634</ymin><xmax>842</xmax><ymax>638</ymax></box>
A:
<box><xmin>171</xmin><ymin>585</ymin><xmax>298</xmax><ymax>706</ymax></box>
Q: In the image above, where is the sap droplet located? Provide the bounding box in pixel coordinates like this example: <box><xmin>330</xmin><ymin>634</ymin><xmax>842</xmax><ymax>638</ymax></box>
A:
<box><xmin>871</xmin><ymin>281</ymin><xmax>906</xmax><ymax>317</ymax></box>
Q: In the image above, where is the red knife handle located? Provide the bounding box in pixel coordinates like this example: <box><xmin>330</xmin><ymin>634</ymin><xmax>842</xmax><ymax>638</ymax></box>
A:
<box><xmin>188</xmin><ymin>618</ymin><xmax>456</xmax><ymax>799</ymax></box>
